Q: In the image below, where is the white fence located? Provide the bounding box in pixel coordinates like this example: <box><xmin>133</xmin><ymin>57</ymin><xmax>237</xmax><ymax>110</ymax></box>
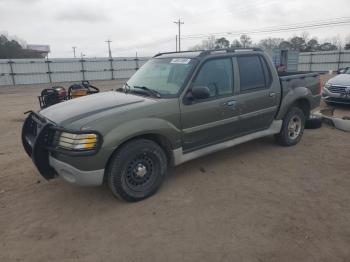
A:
<box><xmin>0</xmin><ymin>57</ymin><xmax>149</xmax><ymax>86</ymax></box>
<box><xmin>298</xmin><ymin>50</ymin><xmax>350</xmax><ymax>72</ymax></box>
<box><xmin>2</xmin><ymin>51</ymin><xmax>350</xmax><ymax>86</ymax></box>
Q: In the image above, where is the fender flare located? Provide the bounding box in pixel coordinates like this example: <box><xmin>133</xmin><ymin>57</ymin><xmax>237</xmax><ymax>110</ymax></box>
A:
<box><xmin>276</xmin><ymin>86</ymin><xmax>312</xmax><ymax>120</ymax></box>
<box><xmin>103</xmin><ymin>117</ymin><xmax>182</xmax><ymax>152</ymax></box>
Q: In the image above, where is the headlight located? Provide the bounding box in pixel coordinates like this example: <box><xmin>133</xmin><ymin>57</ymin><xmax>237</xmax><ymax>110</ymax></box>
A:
<box><xmin>325</xmin><ymin>82</ymin><xmax>332</xmax><ymax>89</ymax></box>
<box><xmin>58</xmin><ymin>132</ymin><xmax>99</xmax><ymax>151</ymax></box>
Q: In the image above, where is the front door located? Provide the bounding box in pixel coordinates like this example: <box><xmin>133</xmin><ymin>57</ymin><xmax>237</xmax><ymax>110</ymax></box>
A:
<box><xmin>180</xmin><ymin>57</ymin><xmax>240</xmax><ymax>152</ymax></box>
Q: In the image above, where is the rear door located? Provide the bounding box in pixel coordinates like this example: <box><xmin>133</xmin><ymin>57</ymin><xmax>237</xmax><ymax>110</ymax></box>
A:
<box><xmin>235</xmin><ymin>54</ymin><xmax>280</xmax><ymax>135</ymax></box>
<box><xmin>180</xmin><ymin>57</ymin><xmax>240</xmax><ymax>152</ymax></box>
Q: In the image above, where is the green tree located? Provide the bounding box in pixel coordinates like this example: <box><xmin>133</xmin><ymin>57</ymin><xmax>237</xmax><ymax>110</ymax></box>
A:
<box><xmin>240</xmin><ymin>34</ymin><xmax>252</xmax><ymax>48</ymax></box>
<box><xmin>215</xmin><ymin>37</ymin><xmax>230</xmax><ymax>49</ymax></box>
<box><xmin>345</xmin><ymin>34</ymin><xmax>350</xmax><ymax>50</ymax></box>
<box><xmin>279</xmin><ymin>41</ymin><xmax>292</xmax><ymax>49</ymax></box>
<box><xmin>318</xmin><ymin>42</ymin><xmax>338</xmax><ymax>51</ymax></box>
<box><xmin>258</xmin><ymin>38</ymin><xmax>284</xmax><ymax>49</ymax></box>
<box><xmin>231</xmin><ymin>39</ymin><xmax>242</xmax><ymax>48</ymax></box>
<box><xmin>289</xmin><ymin>36</ymin><xmax>306</xmax><ymax>51</ymax></box>
<box><xmin>305</xmin><ymin>38</ymin><xmax>319</xmax><ymax>52</ymax></box>
<box><xmin>0</xmin><ymin>34</ymin><xmax>42</xmax><ymax>59</ymax></box>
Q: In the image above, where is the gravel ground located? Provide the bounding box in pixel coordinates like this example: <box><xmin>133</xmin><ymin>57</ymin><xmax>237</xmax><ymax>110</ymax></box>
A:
<box><xmin>0</xmin><ymin>78</ymin><xmax>349</xmax><ymax>262</ymax></box>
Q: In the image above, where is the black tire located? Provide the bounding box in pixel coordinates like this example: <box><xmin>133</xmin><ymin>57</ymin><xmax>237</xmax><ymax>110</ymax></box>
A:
<box><xmin>275</xmin><ymin>107</ymin><xmax>305</xmax><ymax>146</ymax></box>
<box><xmin>305</xmin><ymin>115</ymin><xmax>322</xmax><ymax>129</ymax></box>
<box><xmin>107</xmin><ymin>139</ymin><xmax>167</xmax><ymax>202</ymax></box>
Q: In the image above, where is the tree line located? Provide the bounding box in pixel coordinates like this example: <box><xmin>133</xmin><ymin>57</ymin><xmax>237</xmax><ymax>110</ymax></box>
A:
<box><xmin>0</xmin><ymin>34</ymin><xmax>43</xmax><ymax>59</ymax></box>
<box><xmin>189</xmin><ymin>33</ymin><xmax>350</xmax><ymax>52</ymax></box>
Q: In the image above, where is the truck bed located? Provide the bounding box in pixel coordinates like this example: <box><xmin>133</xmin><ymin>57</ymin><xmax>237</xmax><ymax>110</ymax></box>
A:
<box><xmin>279</xmin><ymin>71</ymin><xmax>320</xmax><ymax>95</ymax></box>
<box><xmin>277</xmin><ymin>71</ymin><xmax>321</xmax><ymax>118</ymax></box>
<box><xmin>278</xmin><ymin>71</ymin><xmax>319</xmax><ymax>78</ymax></box>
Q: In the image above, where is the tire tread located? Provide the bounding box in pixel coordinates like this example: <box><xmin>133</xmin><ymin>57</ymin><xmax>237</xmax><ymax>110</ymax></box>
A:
<box><xmin>275</xmin><ymin>107</ymin><xmax>305</xmax><ymax>147</ymax></box>
<box><xmin>107</xmin><ymin>139</ymin><xmax>167</xmax><ymax>202</ymax></box>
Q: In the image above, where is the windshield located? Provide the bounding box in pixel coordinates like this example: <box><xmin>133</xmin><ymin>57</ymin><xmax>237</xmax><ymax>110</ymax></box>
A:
<box><xmin>345</xmin><ymin>68</ymin><xmax>350</xmax><ymax>74</ymax></box>
<box><xmin>126</xmin><ymin>58</ymin><xmax>197</xmax><ymax>96</ymax></box>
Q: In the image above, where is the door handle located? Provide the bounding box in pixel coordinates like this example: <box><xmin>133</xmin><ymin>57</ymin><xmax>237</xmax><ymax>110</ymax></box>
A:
<box><xmin>269</xmin><ymin>92</ymin><xmax>276</xmax><ymax>98</ymax></box>
<box><xmin>222</xmin><ymin>100</ymin><xmax>236</xmax><ymax>109</ymax></box>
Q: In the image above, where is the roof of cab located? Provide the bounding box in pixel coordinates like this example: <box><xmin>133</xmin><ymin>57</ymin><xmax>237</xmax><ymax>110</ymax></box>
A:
<box><xmin>153</xmin><ymin>48</ymin><xmax>263</xmax><ymax>60</ymax></box>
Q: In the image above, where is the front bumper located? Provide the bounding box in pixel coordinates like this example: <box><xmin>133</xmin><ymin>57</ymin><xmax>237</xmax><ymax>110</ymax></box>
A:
<box><xmin>49</xmin><ymin>156</ymin><xmax>104</xmax><ymax>186</ymax></box>
<box><xmin>322</xmin><ymin>87</ymin><xmax>350</xmax><ymax>104</ymax></box>
<box><xmin>22</xmin><ymin>111</ymin><xmax>104</xmax><ymax>186</ymax></box>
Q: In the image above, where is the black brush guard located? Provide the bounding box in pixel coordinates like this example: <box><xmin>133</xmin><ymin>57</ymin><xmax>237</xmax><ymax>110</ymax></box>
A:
<box><xmin>22</xmin><ymin>112</ymin><xmax>58</xmax><ymax>180</ymax></box>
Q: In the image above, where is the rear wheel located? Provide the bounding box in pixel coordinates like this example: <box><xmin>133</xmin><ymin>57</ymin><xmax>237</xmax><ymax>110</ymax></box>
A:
<box><xmin>107</xmin><ymin>139</ymin><xmax>167</xmax><ymax>202</ymax></box>
<box><xmin>275</xmin><ymin>107</ymin><xmax>305</xmax><ymax>146</ymax></box>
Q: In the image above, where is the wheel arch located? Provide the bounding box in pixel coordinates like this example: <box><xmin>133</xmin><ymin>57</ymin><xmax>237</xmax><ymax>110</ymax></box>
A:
<box><xmin>293</xmin><ymin>98</ymin><xmax>311</xmax><ymax>119</ymax></box>
<box><xmin>103</xmin><ymin>132</ymin><xmax>176</xmax><ymax>183</ymax></box>
<box><xmin>277</xmin><ymin>87</ymin><xmax>312</xmax><ymax>120</ymax></box>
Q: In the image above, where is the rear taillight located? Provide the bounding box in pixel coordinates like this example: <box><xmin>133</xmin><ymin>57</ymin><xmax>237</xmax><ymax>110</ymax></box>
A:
<box><xmin>318</xmin><ymin>79</ymin><xmax>322</xmax><ymax>94</ymax></box>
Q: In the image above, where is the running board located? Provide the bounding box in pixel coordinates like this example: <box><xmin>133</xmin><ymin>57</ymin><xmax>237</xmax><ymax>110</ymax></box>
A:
<box><xmin>173</xmin><ymin>120</ymin><xmax>282</xmax><ymax>166</ymax></box>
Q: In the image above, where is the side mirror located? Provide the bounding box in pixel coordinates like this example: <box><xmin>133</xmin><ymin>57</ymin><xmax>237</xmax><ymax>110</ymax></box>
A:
<box><xmin>192</xmin><ymin>85</ymin><xmax>210</xmax><ymax>100</ymax></box>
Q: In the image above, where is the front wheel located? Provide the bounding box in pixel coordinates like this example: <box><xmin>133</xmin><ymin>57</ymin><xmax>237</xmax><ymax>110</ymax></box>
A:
<box><xmin>107</xmin><ymin>139</ymin><xmax>167</xmax><ymax>202</ymax></box>
<box><xmin>275</xmin><ymin>107</ymin><xmax>305</xmax><ymax>146</ymax></box>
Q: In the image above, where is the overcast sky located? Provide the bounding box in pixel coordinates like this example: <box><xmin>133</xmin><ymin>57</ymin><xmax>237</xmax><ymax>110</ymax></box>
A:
<box><xmin>1</xmin><ymin>0</ymin><xmax>350</xmax><ymax>58</ymax></box>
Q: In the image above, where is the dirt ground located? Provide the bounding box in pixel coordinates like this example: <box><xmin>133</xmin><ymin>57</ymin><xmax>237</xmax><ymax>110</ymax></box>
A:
<box><xmin>0</xmin><ymin>78</ymin><xmax>350</xmax><ymax>262</ymax></box>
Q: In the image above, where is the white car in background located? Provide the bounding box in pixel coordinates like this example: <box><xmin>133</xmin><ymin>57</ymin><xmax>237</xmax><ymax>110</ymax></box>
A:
<box><xmin>323</xmin><ymin>68</ymin><xmax>350</xmax><ymax>105</ymax></box>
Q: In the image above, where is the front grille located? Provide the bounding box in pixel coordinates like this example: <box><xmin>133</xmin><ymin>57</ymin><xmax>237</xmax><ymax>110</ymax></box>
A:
<box><xmin>328</xmin><ymin>85</ymin><xmax>347</xmax><ymax>94</ymax></box>
<box><xmin>325</xmin><ymin>97</ymin><xmax>350</xmax><ymax>104</ymax></box>
<box><xmin>22</xmin><ymin>112</ymin><xmax>57</xmax><ymax>156</ymax></box>
<box><xmin>22</xmin><ymin>112</ymin><xmax>58</xmax><ymax>179</ymax></box>
<box><xmin>25</xmin><ymin>114</ymin><xmax>46</xmax><ymax>143</ymax></box>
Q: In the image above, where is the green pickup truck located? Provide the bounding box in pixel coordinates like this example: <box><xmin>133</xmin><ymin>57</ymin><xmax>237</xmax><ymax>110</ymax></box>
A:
<box><xmin>22</xmin><ymin>48</ymin><xmax>321</xmax><ymax>202</ymax></box>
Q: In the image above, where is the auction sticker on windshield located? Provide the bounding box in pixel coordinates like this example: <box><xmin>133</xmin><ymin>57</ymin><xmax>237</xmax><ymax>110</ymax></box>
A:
<box><xmin>170</xmin><ymin>58</ymin><xmax>191</xmax><ymax>64</ymax></box>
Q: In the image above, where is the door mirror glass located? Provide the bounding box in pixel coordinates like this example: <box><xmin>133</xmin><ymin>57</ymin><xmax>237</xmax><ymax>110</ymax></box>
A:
<box><xmin>192</xmin><ymin>85</ymin><xmax>210</xmax><ymax>100</ymax></box>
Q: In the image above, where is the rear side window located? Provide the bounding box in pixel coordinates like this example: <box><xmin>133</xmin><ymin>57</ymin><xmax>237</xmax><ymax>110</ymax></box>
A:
<box><xmin>237</xmin><ymin>55</ymin><xmax>266</xmax><ymax>92</ymax></box>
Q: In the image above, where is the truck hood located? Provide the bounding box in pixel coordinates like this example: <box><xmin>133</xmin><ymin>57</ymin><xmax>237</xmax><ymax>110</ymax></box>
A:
<box><xmin>39</xmin><ymin>91</ymin><xmax>149</xmax><ymax>126</ymax></box>
<box><xmin>328</xmin><ymin>74</ymin><xmax>350</xmax><ymax>86</ymax></box>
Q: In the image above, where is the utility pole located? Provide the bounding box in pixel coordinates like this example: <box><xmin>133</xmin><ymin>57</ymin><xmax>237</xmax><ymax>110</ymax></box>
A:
<box><xmin>173</xmin><ymin>19</ymin><xmax>184</xmax><ymax>51</ymax></box>
<box><xmin>72</xmin><ymin>46</ymin><xmax>77</xmax><ymax>58</ymax></box>
<box><xmin>105</xmin><ymin>39</ymin><xmax>112</xmax><ymax>58</ymax></box>
<box><xmin>135</xmin><ymin>51</ymin><xmax>139</xmax><ymax>70</ymax></box>
<box><xmin>80</xmin><ymin>52</ymin><xmax>86</xmax><ymax>80</ymax></box>
<box><xmin>175</xmin><ymin>35</ymin><xmax>178</xmax><ymax>52</ymax></box>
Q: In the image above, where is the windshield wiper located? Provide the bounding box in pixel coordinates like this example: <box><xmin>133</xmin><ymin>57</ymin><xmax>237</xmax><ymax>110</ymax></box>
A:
<box><xmin>133</xmin><ymin>86</ymin><xmax>161</xmax><ymax>98</ymax></box>
<box><xmin>116</xmin><ymin>82</ymin><xmax>131</xmax><ymax>93</ymax></box>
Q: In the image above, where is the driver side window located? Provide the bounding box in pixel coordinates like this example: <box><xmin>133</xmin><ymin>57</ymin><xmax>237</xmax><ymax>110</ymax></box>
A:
<box><xmin>193</xmin><ymin>58</ymin><xmax>233</xmax><ymax>98</ymax></box>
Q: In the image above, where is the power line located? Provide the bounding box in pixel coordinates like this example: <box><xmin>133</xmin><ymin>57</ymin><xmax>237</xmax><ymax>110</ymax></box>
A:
<box><xmin>174</xmin><ymin>19</ymin><xmax>184</xmax><ymax>51</ymax></box>
<box><xmin>182</xmin><ymin>17</ymin><xmax>350</xmax><ymax>39</ymax></box>
<box><xmin>183</xmin><ymin>16</ymin><xmax>350</xmax><ymax>38</ymax></box>
<box><xmin>108</xmin><ymin>16</ymin><xmax>350</xmax><ymax>54</ymax></box>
